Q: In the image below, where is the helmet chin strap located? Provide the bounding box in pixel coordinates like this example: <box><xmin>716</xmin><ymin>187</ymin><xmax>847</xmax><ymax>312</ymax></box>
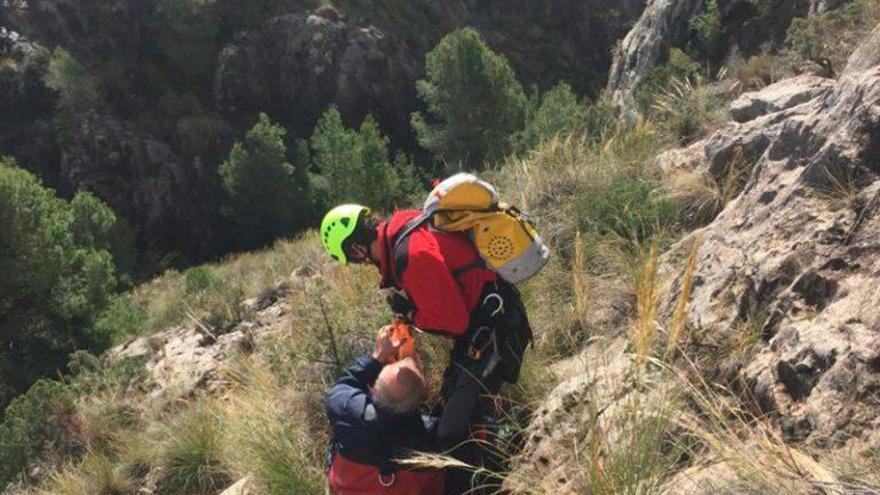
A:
<box><xmin>349</xmin><ymin>244</ymin><xmax>377</xmax><ymax>266</ymax></box>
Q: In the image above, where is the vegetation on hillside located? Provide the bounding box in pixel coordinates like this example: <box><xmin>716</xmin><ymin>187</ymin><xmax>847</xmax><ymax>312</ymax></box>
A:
<box><xmin>3</xmin><ymin>4</ymin><xmax>880</xmax><ymax>494</ymax></box>
<box><xmin>0</xmin><ymin>157</ymin><xmax>125</xmax><ymax>412</ymax></box>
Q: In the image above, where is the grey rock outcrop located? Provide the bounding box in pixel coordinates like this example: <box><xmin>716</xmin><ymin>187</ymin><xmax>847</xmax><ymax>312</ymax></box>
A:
<box><xmin>809</xmin><ymin>0</ymin><xmax>853</xmax><ymax>16</ymax></box>
<box><xmin>214</xmin><ymin>13</ymin><xmax>420</xmax><ymax>144</ymax></box>
<box><xmin>519</xmin><ymin>25</ymin><xmax>880</xmax><ymax>489</ymax></box>
<box><xmin>729</xmin><ymin>74</ymin><xmax>835</xmax><ymax>123</ymax></box>
<box><xmin>607</xmin><ymin>0</ymin><xmax>852</xmax><ymax>114</ymax></box>
<box><xmin>60</xmin><ymin>115</ymin><xmax>220</xmax><ymax>256</ymax></box>
<box><xmin>607</xmin><ymin>0</ymin><xmax>704</xmax><ymax>111</ymax></box>
<box><xmin>111</xmin><ymin>272</ymin><xmax>298</xmax><ymax>399</ymax></box>
<box><xmin>662</xmin><ymin>39</ymin><xmax>880</xmax><ymax>450</ymax></box>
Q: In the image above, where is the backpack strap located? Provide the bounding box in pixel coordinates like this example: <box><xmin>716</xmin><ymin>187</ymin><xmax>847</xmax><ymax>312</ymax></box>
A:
<box><xmin>366</xmin><ymin>403</ymin><xmax>397</xmax><ymax>477</ymax></box>
<box><xmin>452</xmin><ymin>258</ymin><xmax>486</xmax><ymax>278</ymax></box>
<box><xmin>390</xmin><ymin>212</ymin><xmax>432</xmax><ymax>285</ymax></box>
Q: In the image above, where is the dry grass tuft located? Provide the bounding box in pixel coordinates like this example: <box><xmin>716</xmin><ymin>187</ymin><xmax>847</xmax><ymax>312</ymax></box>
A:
<box><xmin>632</xmin><ymin>245</ymin><xmax>660</xmax><ymax>368</ymax></box>
<box><xmin>673</xmin><ymin>359</ymin><xmax>880</xmax><ymax>494</ymax></box>
<box><xmin>667</xmin><ymin>237</ymin><xmax>702</xmax><ymax>357</ymax></box>
<box><xmin>37</xmin><ymin>453</ymin><xmax>135</xmax><ymax>495</ymax></box>
<box><xmin>670</xmin><ymin>147</ymin><xmax>752</xmax><ymax>227</ymax></box>
<box><xmin>219</xmin><ymin>359</ymin><xmax>327</xmax><ymax>495</ymax></box>
<box><xmin>572</xmin><ymin>230</ymin><xmax>590</xmax><ymax>332</ymax></box>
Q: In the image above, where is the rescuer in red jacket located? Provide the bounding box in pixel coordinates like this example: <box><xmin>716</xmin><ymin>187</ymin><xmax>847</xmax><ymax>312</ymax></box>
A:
<box><xmin>321</xmin><ymin>204</ymin><xmax>533</xmax><ymax>495</ymax></box>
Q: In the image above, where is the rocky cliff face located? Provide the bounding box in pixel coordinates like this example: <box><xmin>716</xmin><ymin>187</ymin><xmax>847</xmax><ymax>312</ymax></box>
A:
<box><xmin>665</xmin><ymin>39</ymin><xmax>880</xmax><ymax>450</ymax></box>
<box><xmin>215</xmin><ymin>0</ymin><xmax>646</xmax><ymax>144</ymax></box>
<box><xmin>60</xmin><ymin>114</ymin><xmax>228</xmax><ymax>258</ymax></box>
<box><xmin>214</xmin><ymin>10</ymin><xmax>421</xmax><ymax>146</ymax></box>
<box><xmin>517</xmin><ymin>23</ymin><xmax>880</xmax><ymax>492</ymax></box>
<box><xmin>608</xmin><ymin>0</ymin><xmax>854</xmax><ymax>113</ymax></box>
<box><xmin>607</xmin><ymin>0</ymin><xmax>705</xmax><ymax>111</ymax></box>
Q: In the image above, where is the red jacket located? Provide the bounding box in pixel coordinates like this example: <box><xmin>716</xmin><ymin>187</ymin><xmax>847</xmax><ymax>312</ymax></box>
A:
<box><xmin>328</xmin><ymin>454</ymin><xmax>445</xmax><ymax>495</ymax></box>
<box><xmin>378</xmin><ymin>210</ymin><xmax>498</xmax><ymax>337</ymax></box>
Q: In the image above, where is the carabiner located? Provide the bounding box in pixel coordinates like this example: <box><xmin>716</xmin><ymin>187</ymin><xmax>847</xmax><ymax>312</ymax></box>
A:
<box><xmin>379</xmin><ymin>473</ymin><xmax>396</xmax><ymax>487</ymax></box>
<box><xmin>482</xmin><ymin>293</ymin><xmax>504</xmax><ymax>317</ymax></box>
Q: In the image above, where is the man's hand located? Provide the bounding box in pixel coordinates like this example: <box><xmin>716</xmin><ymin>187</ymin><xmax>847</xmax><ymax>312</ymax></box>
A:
<box><xmin>387</xmin><ymin>293</ymin><xmax>415</xmax><ymax>322</ymax></box>
<box><xmin>372</xmin><ymin>326</ymin><xmax>401</xmax><ymax>365</ymax></box>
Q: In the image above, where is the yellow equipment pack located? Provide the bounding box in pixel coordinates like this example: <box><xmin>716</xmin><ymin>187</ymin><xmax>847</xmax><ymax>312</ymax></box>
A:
<box><xmin>397</xmin><ymin>173</ymin><xmax>550</xmax><ymax>284</ymax></box>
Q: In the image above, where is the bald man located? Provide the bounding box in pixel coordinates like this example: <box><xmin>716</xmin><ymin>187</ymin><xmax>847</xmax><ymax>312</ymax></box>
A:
<box><xmin>325</xmin><ymin>327</ymin><xmax>445</xmax><ymax>494</ymax></box>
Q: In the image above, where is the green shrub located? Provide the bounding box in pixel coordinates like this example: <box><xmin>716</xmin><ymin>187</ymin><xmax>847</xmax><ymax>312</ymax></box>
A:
<box><xmin>411</xmin><ymin>27</ymin><xmax>527</xmax><ymax>168</ymax></box>
<box><xmin>576</xmin><ymin>174</ymin><xmax>681</xmax><ymax>258</ymax></box>
<box><xmin>220</xmin><ymin>113</ymin><xmax>312</xmax><ymax>249</ymax></box>
<box><xmin>93</xmin><ymin>296</ymin><xmax>147</xmax><ymax>344</ymax></box>
<box><xmin>0</xmin><ymin>380</ymin><xmax>79</xmax><ymax>485</ymax></box>
<box><xmin>690</xmin><ymin>0</ymin><xmax>726</xmax><ymax>63</ymax></box>
<box><xmin>651</xmin><ymin>74</ymin><xmax>728</xmax><ymax>144</ymax></box>
<box><xmin>786</xmin><ymin>0</ymin><xmax>880</xmax><ymax>70</ymax></box>
<box><xmin>309</xmin><ymin>107</ymin><xmax>417</xmax><ymax>212</ymax></box>
<box><xmin>634</xmin><ymin>48</ymin><xmax>701</xmax><ymax>114</ymax></box>
<box><xmin>184</xmin><ymin>266</ymin><xmax>221</xmax><ymax>294</ymax></box>
<box><xmin>0</xmin><ymin>158</ymin><xmax>119</xmax><ymax>410</ymax></box>
<box><xmin>516</xmin><ymin>82</ymin><xmax>589</xmax><ymax>151</ymax></box>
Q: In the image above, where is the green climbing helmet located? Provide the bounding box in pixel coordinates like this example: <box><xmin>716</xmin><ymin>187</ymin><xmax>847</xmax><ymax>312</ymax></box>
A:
<box><xmin>320</xmin><ymin>204</ymin><xmax>370</xmax><ymax>264</ymax></box>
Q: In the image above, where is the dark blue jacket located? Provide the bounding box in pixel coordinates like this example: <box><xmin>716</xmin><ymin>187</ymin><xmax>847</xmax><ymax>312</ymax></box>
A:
<box><xmin>325</xmin><ymin>355</ymin><xmax>435</xmax><ymax>469</ymax></box>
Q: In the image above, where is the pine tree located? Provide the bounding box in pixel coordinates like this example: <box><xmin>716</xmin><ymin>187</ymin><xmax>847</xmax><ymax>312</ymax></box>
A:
<box><xmin>411</xmin><ymin>28</ymin><xmax>526</xmax><ymax>168</ymax></box>
<box><xmin>219</xmin><ymin>113</ymin><xmax>311</xmax><ymax>247</ymax></box>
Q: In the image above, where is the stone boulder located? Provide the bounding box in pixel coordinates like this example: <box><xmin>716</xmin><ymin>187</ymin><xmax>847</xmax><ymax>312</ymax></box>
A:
<box><xmin>729</xmin><ymin>74</ymin><xmax>835</xmax><ymax>123</ymax></box>
<box><xmin>214</xmin><ymin>13</ymin><xmax>419</xmax><ymax>145</ymax></box>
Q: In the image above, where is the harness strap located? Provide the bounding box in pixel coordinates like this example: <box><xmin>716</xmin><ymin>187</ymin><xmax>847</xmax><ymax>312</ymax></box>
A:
<box><xmin>391</xmin><ymin>213</ymin><xmax>485</xmax><ymax>285</ymax></box>
<box><xmin>370</xmin><ymin>404</ymin><xmax>398</xmax><ymax>477</ymax></box>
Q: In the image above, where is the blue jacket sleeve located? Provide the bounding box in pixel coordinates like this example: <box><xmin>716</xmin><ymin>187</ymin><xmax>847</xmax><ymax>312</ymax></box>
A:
<box><xmin>325</xmin><ymin>355</ymin><xmax>384</xmax><ymax>456</ymax></box>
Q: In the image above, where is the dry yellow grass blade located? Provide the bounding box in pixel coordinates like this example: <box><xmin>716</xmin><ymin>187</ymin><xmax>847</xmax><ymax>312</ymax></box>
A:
<box><xmin>667</xmin><ymin>236</ymin><xmax>702</xmax><ymax>356</ymax></box>
<box><xmin>633</xmin><ymin>245</ymin><xmax>659</xmax><ymax>367</ymax></box>
<box><xmin>572</xmin><ymin>230</ymin><xmax>590</xmax><ymax>330</ymax></box>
